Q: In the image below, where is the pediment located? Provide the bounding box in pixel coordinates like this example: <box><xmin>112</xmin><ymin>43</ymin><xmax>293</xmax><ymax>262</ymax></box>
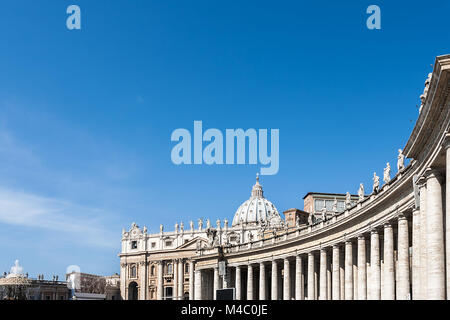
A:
<box><xmin>177</xmin><ymin>236</ymin><xmax>208</xmax><ymax>250</ymax></box>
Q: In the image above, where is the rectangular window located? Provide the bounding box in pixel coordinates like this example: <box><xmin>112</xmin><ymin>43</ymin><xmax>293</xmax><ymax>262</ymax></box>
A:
<box><xmin>314</xmin><ymin>199</ymin><xmax>324</xmax><ymax>212</ymax></box>
<box><xmin>131</xmin><ymin>241</ymin><xmax>137</xmax><ymax>249</ymax></box>
<box><xmin>165</xmin><ymin>241</ymin><xmax>172</xmax><ymax>247</ymax></box>
<box><xmin>151</xmin><ymin>242</ymin><xmax>156</xmax><ymax>248</ymax></box>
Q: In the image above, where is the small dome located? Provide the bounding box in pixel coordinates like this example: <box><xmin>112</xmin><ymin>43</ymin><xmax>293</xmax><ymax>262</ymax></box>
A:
<box><xmin>232</xmin><ymin>174</ymin><xmax>283</xmax><ymax>227</ymax></box>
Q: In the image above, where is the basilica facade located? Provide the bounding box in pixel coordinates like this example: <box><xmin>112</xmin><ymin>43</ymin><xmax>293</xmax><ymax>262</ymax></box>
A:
<box><xmin>119</xmin><ymin>54</ymin><xmax>450</xmax><ymax>300</ymax></box>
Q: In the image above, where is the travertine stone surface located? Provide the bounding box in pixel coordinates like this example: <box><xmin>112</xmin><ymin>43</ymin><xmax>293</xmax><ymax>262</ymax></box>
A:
<box><xmin>357</xmin><ymin>236</ymin><xmax>367</xmax><ymax>300</ymax></box>
<box><xmin>397</xmin><ymin>216</ymin><xmax>410</xmax><ymax>300</ymax></box>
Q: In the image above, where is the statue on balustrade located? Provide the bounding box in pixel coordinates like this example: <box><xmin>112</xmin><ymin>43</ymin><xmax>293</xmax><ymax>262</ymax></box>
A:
<box><xmin>345</xmin><ymin>192</ymin><xmax>352</xmax><ymax>208</ymax></box>
<box><xmin>383</xmin><ymin>162</ymin><xmax>391</xmax><ymax>184</ymax></box>
<box><xmin>332</xmin><ymin>198</ymin><xmax>338</xmax><ymax>212</ymax></box>
<box><xmin>372</xmin><ymin>172</ymin><xmax>380</xmax><ymax>193</ymax></box>
<box><xmin>419</xmin><ymin>72</ymin><xmax>432</xmax><ymax>113</ymax></box>
<box><xmin>321</xmin><ymin>206</ymin><xmax>327</xmax><ymax>221</ymax></box>
<box><xmin>397</xmin><ymin>149</ymin><xmax>405</xmax><ymax>171</ymax></box>
<box><xmin>358</xmin><ymin>183</ymin><xmax>365</xmax><ymax>202</ymax></box>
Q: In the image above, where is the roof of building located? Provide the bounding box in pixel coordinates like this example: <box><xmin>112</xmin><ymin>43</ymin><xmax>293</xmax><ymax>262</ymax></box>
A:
<box><xmin>302</xmin><ymin>192</ymin><xmax>359</xmax><ymax>199</ymax></box>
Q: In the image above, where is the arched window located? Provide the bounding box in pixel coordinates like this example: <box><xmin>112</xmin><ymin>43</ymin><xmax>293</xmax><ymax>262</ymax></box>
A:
<box><xmin>130</xmin><ymin>265</ymin><xmax>137</xmax><ymax>278</ymax></box>
<box><xmin>167</xmin><ymin>263</ymin><xmax>173</xmax><ymax>275</ymax></box>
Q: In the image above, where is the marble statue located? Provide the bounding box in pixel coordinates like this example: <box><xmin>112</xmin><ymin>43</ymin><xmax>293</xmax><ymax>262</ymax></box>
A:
<box><xmin>383</xmin><ymin>162</ymin><xmax>391</xmax><ymax>184</ymax></box>
<box><xmin>206</xmin><ymin>219</ymin><xmax>211</xmax><ymax>229</ymax></box>
<box><xmin>10</xmin><ymin>260</ymin><xmax>23</xmax><ymax>276</ymax></box>
<box><xmin>143</xmin><ymin>226</ymin><xmax>147</xmax><ymax>234</ymax></box>
<box><xmin>159</xmin><ymin>224</ymin><xmax>164</xmax><ymax>233</ymax></box>
<box><xmin>419</xmin><ymin>73</ymin><xmax>432</xmax><ymax>112</ymax></box>
<box><xmin>397</xmin><ymin>149</ymin><xmax>405</xmax><ymax>171</ymax></box>
<box><xmin>206</xmin><ymin>228</ymin><xmax>217</xmax><ymax>247</ymax></box>
<box><xmin>332</xmin><ymin>198</ymin><xmax>338</xmax><ymax>212</ymax></box>
<box><xmin>224</xmin><ymin>218</ymin><xmax>228</xmax><ymax>229</ymax></box>
<box><xmin>308</xmin><ymin>213</ymin><xmax>313</xmax><ymax>225</ymax></box>
<box><xmin>180</xmin><ymin>222</ymin><xmax>184</xmax><ymax>233</ymax></box>
<box><xmin>373</xmin><ymin>172</ymin><xmax>380</xmax><ymax>193</ymax></box>
<box><xmin>131</xmin><ymin>222</ymin><xmax>137</xmax><ymax>229</ymax></box>
<box><xmin>198</xmin><ymin>218</ymin><xmax>203</xmax><ymax>230</ymax></box>
<box><xmin>321</xmin><ymin>206</ymin><xmax>327</xmax><ymax>221</ymax></box>
<box><xmin>358</xmin><ymin>183</ymin><xmax>365</xmax><ymax>202</ymax></box>
<box><xmin>190</xmin><ymin>220</ymin><xmax>194</xmax><ymax>232</ymax></box>
<box><xmin>175</xmin><ymin>222</ymin><xmax>179</xmax><ymax>233</ymax></box>
<box><xmin>216</xmin><ymin>219</ymin><xmax>221</xmax><ymax>229</ymax></box>
<box><xmin>345</xmin><ymin>192</ymin><xmax>351</xmax><ymax>208</ymax></box>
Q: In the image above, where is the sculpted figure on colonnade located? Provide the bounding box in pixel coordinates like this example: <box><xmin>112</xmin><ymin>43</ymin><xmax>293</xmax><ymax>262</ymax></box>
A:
<box><xmin>321</xmin><ymin>206</ymin><xmax>327</xmax><ymax>221</ymax></box>
<box><xmin>206</xmin><ymin>219</ymin><xmax>211</xmax><ymax>229</ymax></box>
<box><xmin>358</xmin><ymin>183</ymin><xmax>365</xmax><ymax>202</ymax></box>
<box><xmin>190</xmin><ymin>220</ymin><xmax>194</xmax><ymax>232</ymax></box>
<box><xmin>419</xmin><ymin>72</ymin><xmax>432</xmax><ymax>112</ymax></box>
<box><xmin>332</xmin><ymin>198</ymin><xmax>338</xmax><ymax>212</ymax></box>
<box><xmin>198</xmin><ymin>218</ymin><xmax>203</xmax><ymax>231</ymax></box>
<box><xmin>159</xmin><ymin>224</ymin><xmax>163</xmax><ymax>233</ymax></box>
<box><xmin>223</xmin><ymin>218</ymin><xmax>228</xmax><ymax>229</ymax></box>
<box><xmin>397</xmin><ymin>149</ymin><xmax>405</xmax><ymax>171</ymax></box>
<box><xmin>383</xmin><ymin>162</ymin><xmax>391</xmax><ymax>184</ymax></box>
<box><xmin>372</xmin><ymin>172</ymin><xmax>380</xmax><ymax>193</ymax></box>
<box><xmin>345</xmin><ymin>192</ymin><xmax>351</xmax><ymax>208</ymax></box>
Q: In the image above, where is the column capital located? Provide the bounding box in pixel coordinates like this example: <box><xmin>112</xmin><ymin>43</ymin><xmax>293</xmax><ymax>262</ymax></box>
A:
<box><xmin>383</xmin><ymin>222</ymin><xmax>393</xmax><ymax>229</ymax></box>
<box><xmin>424</xmin><ymin>167</ymin><xmax>443</xmax><ymax>182</ymax></box>
<box><xmin>398</xmin><ymin>213</ymin><xmax>408</xmax><ymax>221</ymax></box>
<box><xmin>357</xmin><ymin>234</ymin><xmax>366</xmax><ymax>240</ymax></box>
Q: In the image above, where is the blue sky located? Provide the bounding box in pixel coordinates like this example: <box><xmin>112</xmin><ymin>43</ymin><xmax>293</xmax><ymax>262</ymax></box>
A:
<box><xmin>0</xmin><ymin>0</ymin><xmax>449</xmax><ymax>279</ymax></box>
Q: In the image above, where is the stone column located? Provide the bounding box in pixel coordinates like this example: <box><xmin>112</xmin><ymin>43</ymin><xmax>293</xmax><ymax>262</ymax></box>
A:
<box><xmin>426</xmin><ymin>169</ymin><xmax>446</xmax><ymax>300</ymax></box>
<box><xmin>332</xmin><ymin>245</ymin><xmax>340</xmax><ymax>300</ymax></box>
<box><xmin>384</xmin><ymin>223</ymin><xmax>395</xmax><ymax>300</ymax></box>
<box><xmin>319</xmin><ymin>249</ymin><xmax>327</xmax><ymax>300</ymax></box>
<box><xmin>189</xmin><ymin>261</ymin><xmax>194</xmax><ymax>300</ymax></box>
<box><xmin>418</xmin><ymin>181</ymin><xmax>428</xmax><ymax>299</ymax></box>
<box><xmin>271</xmin><ymin>260</ymin><xmax>278</xmax><ymax>300</ymax></box>
<box><xmin>247</xmin><ymin>264</ymin><xmax>254</xmax><ymax>300</ymax></box>
<box><xmin>173</xmin><ymin>260</ymin><xmax>178</xmax><ymax>300</ymax></box>
<box><xmin>283</xmin><ymin>258</ymin><xmax>291</xmax><ymax>300</ymax></box>
<box><xmin>213</xmin><ymin>266</ymin><xmax>220</xmax><ymax>300</ymax></box>
<box><xmin>157</xmin><ymin>261</ymin><xmax>163</xmax><ymax>300</ymax></box>
<box><xmin>236</xmin><ymin>266</ymin><xmax>242</xmax><ymax>300</ymax></box>
<box><xmin>445</xmin><ymin>136</ymin><xmax>450</xmax><ymax>299</ymax></box>
<box><xmin>397</xmin><ymin>214</ymin><xmax>411</xmax><ymax>300</ymax></box>
<box><xmin>295</xmin><ymin>255</ymin><xmax>304</xmax><ymax>300</ymax></box>
<box><xmin>307</xmin><ymin>252</ymin><xmax>315</xmax><ymax>300</ymax></box>
<box><xmin>345</xmin><ymin>241</ymin><xmax>353</xmax><ymax>300</ymax></box>
<box><xmin>370</xmin><ymin>230</ymin><xmax>381</xmax><ymax>300</ymax></box>
<box><xmin>178</xmin><ymin>260</ymin><xmax>184</xmax><ymax>300</ymax></box>
<box><xmin>412</xmin><ymin>208</ymin><xmax>421</xmax><ymax>300</ymax></box>
<box><xmin>194</xmin><ymin>270</ymin><xmax>202</xmax><ymax>300</ymax></box>
<box><xmin>259</xmin><ymin>262</ymin><xmax>266</xmax><ymax>300</ymax></box>
<box><xmin>357</xmin><ymin>236</ymin><xmax>367</xmax><ymax>300</ymax></box>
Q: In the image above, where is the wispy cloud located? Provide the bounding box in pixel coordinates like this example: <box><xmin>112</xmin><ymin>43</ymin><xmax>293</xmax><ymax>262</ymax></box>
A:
<box><xmin>0</xmin><ymin>187</ymin><xmax>117</xmax><ymax>249</ymax></box>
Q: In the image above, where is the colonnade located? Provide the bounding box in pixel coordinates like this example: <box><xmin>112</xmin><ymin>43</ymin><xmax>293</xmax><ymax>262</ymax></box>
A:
<box><xmin>194</xmin><ymin>214</ymin><xmax>415</xmax><ymax>300</ymax></box>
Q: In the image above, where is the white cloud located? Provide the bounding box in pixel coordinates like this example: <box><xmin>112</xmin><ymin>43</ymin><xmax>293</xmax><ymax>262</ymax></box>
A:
<box><xmin>0</xmin><ymin>187</ymin><xmax>117</xmax><ymax>249</ymax></box>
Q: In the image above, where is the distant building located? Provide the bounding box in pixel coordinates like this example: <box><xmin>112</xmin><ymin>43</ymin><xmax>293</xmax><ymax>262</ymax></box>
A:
<box><xmin>66</xmin><ymin>272</ymin><xmax>121</xmax><ymax>300</ymax></box>
<box><xmin>0</xmin><ymin>260</ymin><xmax>68</xmax><ymax>300</ymax></box>
<box><xmin>302</xmin><ymin>192</ymin><xmax>359</xmax><ymax>221</ymax></box>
